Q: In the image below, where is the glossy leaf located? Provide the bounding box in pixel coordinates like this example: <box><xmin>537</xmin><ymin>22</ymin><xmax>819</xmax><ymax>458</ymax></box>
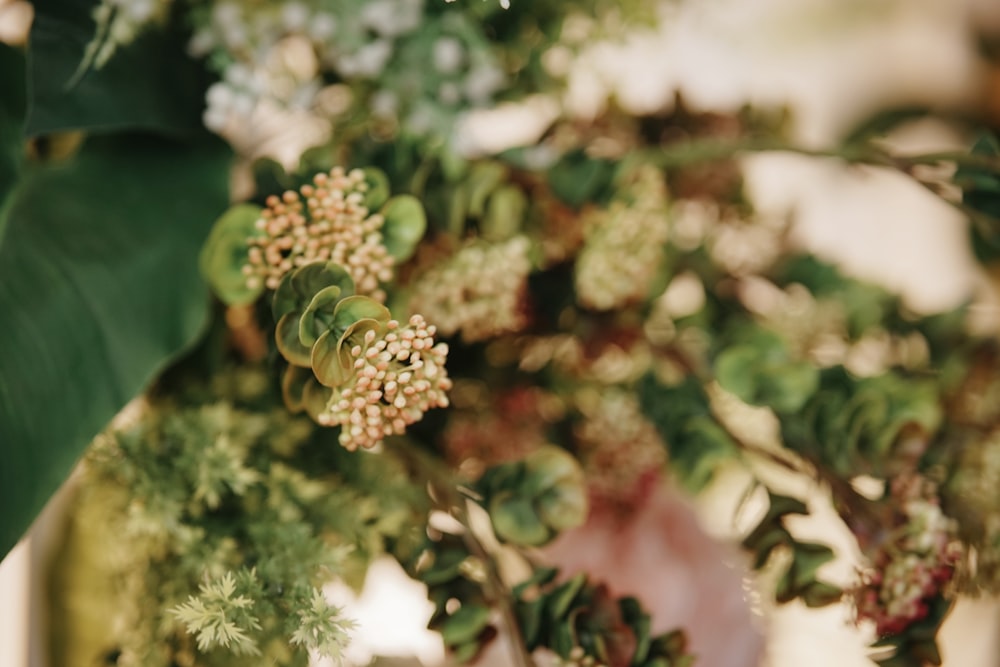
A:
<box><xmin>0</xmin><ymin>134</ymin><xmax>231</xmax><ymax>558</ymax></box>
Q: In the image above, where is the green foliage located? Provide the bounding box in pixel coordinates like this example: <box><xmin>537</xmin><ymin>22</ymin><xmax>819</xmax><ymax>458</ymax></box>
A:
<box><xmin>51</xmin><ymin>364</ymin><xmax>426</xmax><ymax>666</ymax></box>
<box><xmin>171</xmin><ymin>571</ymin><xmax>265</xmax><ymax>656</ymax></box>
<box><xmin>199</xmin><ymin>204</ymin><xmax>266</xmax><ymax>307</ymax></box>
<box><xmin>0</xmin><ymin>134</ymin><xmax>230</xmax><ymax>560</ymax></box>
<box><xmin>0</xmin><ymin>44</ymin><xmax>25</xmax><ymax>221</ymax></box>
<box><xmin>404</xmin><ymin>533</ymin><xmax>498</xmax><ymax>663</ymax></box>
<box><xmin>638</xmin><ymin>375</ymin><xmax>739</xmax><ymax>493</ymax></box>
<box><xmin>27</xmin><ymin>0</ymin><xmax>207</xmax><ymax>136</ymax></box>
<box><xmin>781</xmin><ymin>367</ymin><xmax>942</xmax><ymax>478</ymax></box>
<box><xmin>381</xmin><ymin>194</ymin><xmax>428</xmax><ymax>261</ymax></box>
<box><xmin>713</xmin><ymin>326</ymin><xmax>819</xmax><ymax>414</ymax></box>
<box><xmin>741</xmin><ymin>491</ymin><xmax>842</xmax><ymax>608</ymax></box>
<box><xmin>512</xmin><ymin>569</ymin><xmax>695</xmax><ymax>667</ymax></box>
<box><xmin>548</xmin><ymin>150</ymin><xmax>616</xmax><ymax>208</ymax></box>
<box><xmin>476</xmin><ymin>445</ymin><xmax>589</xmax><ymax>547</ymax></box>
<box><xmin>955</xmin><ymin>133</ymin><xmax>1000</xmax><ymax>263</ymax></box>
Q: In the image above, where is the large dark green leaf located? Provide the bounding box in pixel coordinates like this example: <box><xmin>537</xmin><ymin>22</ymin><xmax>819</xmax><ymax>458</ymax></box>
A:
<box><xmin>27</xmin><ymin>0</ymin><xmax>207</xmax><ymax>136</ymax></box>
<box><xmin>0</xmin><ymin>43</ymin><xmax>26</xmax><ymax>225</ymax></box>
<box><xmin>0</xmin><ymin>134</ymin><xmax>231</xmax><ymax>559</ymax></box>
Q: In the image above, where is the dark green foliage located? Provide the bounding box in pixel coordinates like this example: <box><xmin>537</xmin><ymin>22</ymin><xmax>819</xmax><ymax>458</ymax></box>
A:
<box><xmin>780</xmin><ymin>367</ymin><xmax>942</xmax><ymax>479</ymax></box>
<box><xmin>27</xmin><ymin>0</ymin><xmax>208</xmax><ymax>136</ymax></box>
<box><xmin>638</xmin><ymin>374</ymin><xmax>739</xmax><ymax>492</ymax></box>
<box><xmin>713</xmin><ymin>325</ymin><xmax>819</xmax><ymax>414</ymax></box>
<box><xmin>955</xmin><ymin>133</ymin><xmax>1000</xmax><ymax>263</ymax></box>
<box><xmin>512</xmin><ymin>569</ymin><xmax>695</xmax><ymax>667</ymax></box>
<box><xmin>0</xmin><ymin>133</ymin><xmax>231</xmax><ymax>559</ymax></box>
<box><xmin>0</xmin><ymin>44</ymin><xmax>26</xmax><ymax>222</ymax></box>
<box><xmin>548</xmin><ymin>150</ymin><xmax>617</xmax><ymax>208</ymax></box>
<box><xmin>475</xmin><ymin>446</ymin><xmax>588</xmax><ymax>547</ymax></box>
<box><xmin>404</xmin><ymin>533</ymin><xmax>498</xmax><ymax>663</ymax></box>
<box><xmin>741</xmin><ymin>491</ymin><xmax>842</xmax><ymax>608</ymax></box>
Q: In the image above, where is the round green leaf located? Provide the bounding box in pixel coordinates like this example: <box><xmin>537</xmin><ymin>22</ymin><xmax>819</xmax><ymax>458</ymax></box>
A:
<box><xmin>332</xmin><ymin>295</ymin><xmax>392</xmax><ymax>340</ymax></box>
<box><xmin>198</xmin><ymin>204</ymin><xmax>263</xmax><ymax>306</ymax></box>
<box><xmin>275</xmin><ymin>312</ymin><xmax>313</xmax><ymax>367</ymax></box>
<box><xmin>272</xmin><ymin>260</ymin><xmax>355</xmax><ymax>321</ymax></box>
<box><xmin>299</xmin><ymin>285</ymin><xmax>345</xmax><ymax>347</ymax></box>
<box><xmin>523</xmin><ymin>446</ymin><xmax>584</xmax><ymax>496</ymax></box>
<box><xmin>537</xmin><ymin>485</ymin><xmax>588</xmax><ymax>532</ymax></box>
<box><xmin>489</xmin><ymin>492</ymin><xmax>552</xmax><ymax>546</ymax></box>
<box><xmin>380</xmin><ymin>195</ymin><xmax>427</xmax><ymax>261</ymax></box>
<box><xmin>311</xmin><ymin>328</ymin><xmax>351</xmax><ymax>388</ymax></box>
<box><xmin>315</xmin><ymin>317</ymin><xmax>386</xmax><ymax>387</ymax></box>
<box><xmin>466</xmin><ymin>162</ymin><xmax>507</xmax><ymax>218</ymax></box>
<box><xmin>362</xmin><ymin>167</ymin><xmax>391</xmax><ymax>210</ymax></box>
<box><xmin>281</xmin><ymin>365</ymin><xmax>311</xmax><ymax>413</ymax></box>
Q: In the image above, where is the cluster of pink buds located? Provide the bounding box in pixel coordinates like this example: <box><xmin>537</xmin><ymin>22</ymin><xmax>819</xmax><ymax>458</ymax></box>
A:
<box><xmin>854</xmin><ymin>474</ymin><xmax>961</xmax><ymax>636</ymax></box>
<box><xmin>243</xmin><ymin>167</ymin><xmax>394</xmax><ymax>300</ymax></box>
<box><xmin>318</xmin><ymin>315</ymin><xmax>452</xmax><ymax>451</ymax></box>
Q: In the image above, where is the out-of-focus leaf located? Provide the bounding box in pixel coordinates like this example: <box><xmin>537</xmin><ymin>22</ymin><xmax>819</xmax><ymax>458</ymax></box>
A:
<box><xmin>198</xmin><ymin>204</ymin><xmax>263</xmax><ymax>307</ymax></box>
<box><xmin>548</xmin><ymin>150</ymin><xmax>615</xmax><ymax>208</ymax></box>
<box><xmin>27</xmin><ymin>0</ymin><xmax>207</xmax><ymax>136</ymax></box>
<box><xmin>956</xmin><ymin>133</ymin><xmax>1000</xmax><ymax>263</ymax></box>
<box><xmin>0</xmin><ymin>44</ymin><xmax>26</xmax><ymax>227</ymax></box>
<box><xmin>0</xmin><ymin>134</ymin><xmax>231</xmax><ymax>559</ymax></box>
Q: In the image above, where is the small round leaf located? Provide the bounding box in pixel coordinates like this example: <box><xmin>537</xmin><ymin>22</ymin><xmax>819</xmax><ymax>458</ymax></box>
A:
<box><xmin>381</xmin><ymin>194</ymin><xmax>427</xmax><ymax>261</ymax></box>
<box><xmin>198</xmin><ymin>204</ymin><xmax>263</xmax><ymax>306</ymax></box>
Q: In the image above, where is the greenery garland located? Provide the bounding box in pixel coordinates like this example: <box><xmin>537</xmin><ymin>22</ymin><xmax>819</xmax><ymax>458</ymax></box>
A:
<box><xmin>2</xmin><ymin>2</ymin><xmax>1000</xmax><ymax>667</ymax></box>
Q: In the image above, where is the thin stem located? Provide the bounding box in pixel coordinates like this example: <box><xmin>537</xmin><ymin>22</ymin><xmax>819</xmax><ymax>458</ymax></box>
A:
<box><xmin>391</xmin><ymin>441</ymin><xmax>536</xmax><ymax>667</ymax></box>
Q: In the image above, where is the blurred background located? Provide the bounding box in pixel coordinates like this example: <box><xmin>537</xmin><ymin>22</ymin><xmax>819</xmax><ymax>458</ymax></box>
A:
<box><xmin>4</xmin><ymin>0</ymin><xmax>1000</xmax><ymax>665</ymax></box>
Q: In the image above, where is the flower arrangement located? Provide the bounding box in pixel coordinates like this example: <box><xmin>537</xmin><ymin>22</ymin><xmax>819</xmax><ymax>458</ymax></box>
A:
<box><xmin>2</xmin><ymin>2</ymin><xmax>1000</xmax><ymax>667</ymax></box>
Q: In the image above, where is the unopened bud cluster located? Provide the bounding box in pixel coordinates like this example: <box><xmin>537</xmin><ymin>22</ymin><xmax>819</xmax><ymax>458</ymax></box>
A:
<box><xmin>854</xmin><ymin>474</ymin><xmax>960</xmax><ymax>636</ymax></box>
<box><xmin>575</xmin><ymin>166</ymin><xmax>670</xmax><ymax>311</ymax></box>
<box><xmin>244</xmin><ymin>167</ymin><xmax>393</xmax><ymax>300</ymax></box>
<box><xmin>319</xmin><ymin>315</ymin><xmax>452</xmax><ymax>450</ymax></box>
<box><xmin>408</xmin><ymin>236</ymin><xmax>531</xmax><ymax>342</ymax></box>
<box><xmin>574</xmin><ymin>390</ymin><xmax>666</xmax><ymax>512</ymax></box>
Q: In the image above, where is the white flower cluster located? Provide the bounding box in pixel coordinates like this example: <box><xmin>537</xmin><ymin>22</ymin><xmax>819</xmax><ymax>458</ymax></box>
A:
<box><xmin>575</xmin><ymin>166</ymin><xmax>671</xmax><ymax>311</ymax></box>
<box><xmin>407</xmin><ymin>236</ymin><xmax>532</xmax><ymax>342</ymax></box>
<box><xmin>190</xmin><ymin>0</ymin><xmax>425</xmax><ymax>132</ymax></box>
<box><xmin>374</xmin><ymin>12</ymin><xmax>506</xmax><ymax>137</ymax></box>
